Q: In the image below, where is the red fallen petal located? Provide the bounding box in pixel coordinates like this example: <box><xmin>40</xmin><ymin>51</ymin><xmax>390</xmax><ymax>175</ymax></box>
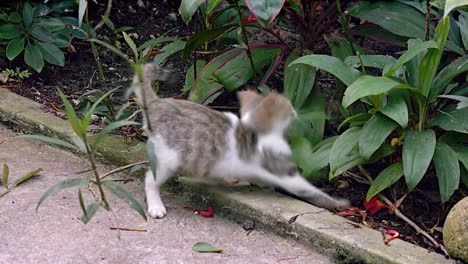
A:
<box><xmin>242</xmin><ymin>14</ymin><xmax>257</xmax><ymax>23</ymax></box>
<box><xmin>384</xmin><ymin>229</ymin><xmax>400</xmax><ymax>245</ymax></box>
<box><xmin>198</xmin><ymin>205</ymin><xmax>214</xmax><ymax>218</ymax></box>
<box><xmin>364</xmin><ymin>197</ymin><xmax>390</xmax><ymax>215</ymax></box>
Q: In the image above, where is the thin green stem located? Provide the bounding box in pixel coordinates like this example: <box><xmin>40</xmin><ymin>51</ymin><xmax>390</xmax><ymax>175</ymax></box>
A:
<box><xmin>84</xmin><ymin>140</ymin><xmax>109</xmax><ymax>210</ymax></box>
<box><xmin>235</xmin><ymin>2</ymin><xmax>258</xmax><ymax>85</ymax></box>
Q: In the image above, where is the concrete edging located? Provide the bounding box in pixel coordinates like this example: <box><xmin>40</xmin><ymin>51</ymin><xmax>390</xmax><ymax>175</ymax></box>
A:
<box><xmin>0</xmin><ymin>88</ymin><xmax>453</xmax><ymax>264</ymax></box>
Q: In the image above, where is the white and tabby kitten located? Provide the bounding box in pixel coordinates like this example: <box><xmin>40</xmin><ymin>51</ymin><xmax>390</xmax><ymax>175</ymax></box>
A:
<box><xmin>134</xmin><ymin>63</ymin><xmax>349</xmax><ymax>218</ymax></box>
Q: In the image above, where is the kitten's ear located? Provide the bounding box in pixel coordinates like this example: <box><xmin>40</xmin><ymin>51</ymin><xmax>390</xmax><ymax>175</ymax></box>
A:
<box><xmin>237</xmin><ymin>90</ymin><xmax>261</xmax><ymax>116</ymax></box>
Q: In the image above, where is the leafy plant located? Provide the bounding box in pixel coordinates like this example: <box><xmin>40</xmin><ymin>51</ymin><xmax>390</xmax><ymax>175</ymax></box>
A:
<box><xmin>1</xmin><ymin>67</ymin><xmax>31</xmax><ymax>80</ymax></box>
<box><xmin>18</xmin><ymin>89</ymin><xmax>146</xmax><ymax>230</ymax></box>
<box><xmin>0</xmin><ymin>1</ymin><xmax>80</xmax><ymax>72</ymax></box>
<box><xmin>0</xmin><ymin>163</ymin><xmax>42</xmax><ymax>198</ymax></box>
<box><xmin>289</xmin><ymin>10</ymin><xmax>467</xmax><ymax>203</ymax></box>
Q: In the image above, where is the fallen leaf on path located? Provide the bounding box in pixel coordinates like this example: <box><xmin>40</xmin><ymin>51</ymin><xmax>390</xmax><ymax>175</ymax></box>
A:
<box><xmin>192</xmin><ymin>242</ymin><xmax>223</xmax><ymax>253</ymax></box>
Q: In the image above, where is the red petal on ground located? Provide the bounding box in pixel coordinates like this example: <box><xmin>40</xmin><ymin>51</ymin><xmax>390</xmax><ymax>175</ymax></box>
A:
<box><xmin>364</xmin><ymin>197</ymin><xmax>390</xmax><ymax>215</ymax></box>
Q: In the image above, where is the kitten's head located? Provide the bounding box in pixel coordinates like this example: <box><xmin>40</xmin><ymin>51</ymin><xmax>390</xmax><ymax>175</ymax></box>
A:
<box><xmin>237</xmin><ymin>90</ymin><xmax>296</xmax><ymax>134</ymax></box>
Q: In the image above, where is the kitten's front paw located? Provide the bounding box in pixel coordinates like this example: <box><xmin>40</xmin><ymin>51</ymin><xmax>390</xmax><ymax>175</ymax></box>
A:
<box><xmin>148</xmin><ymin>205</ymin><xmax>167</xmax><ymax>218</ymax></box>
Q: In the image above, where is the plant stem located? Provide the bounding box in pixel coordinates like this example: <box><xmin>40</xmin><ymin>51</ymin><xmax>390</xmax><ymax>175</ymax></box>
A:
<box><xmin>84</xmin><ymin>141</ymin><xmax>109</xmax><ymax>210</ymax></box>
<box><xmin>235</xmin><ymin>2</ymin><xmax>258</xmax><ymax>86</ymax></box>
<box><xmin>335</xmin><ymin>0</ymin><xmax>357</xmax><ymax>56</ymax></box>
<box><xmin>424</xmin><ymin>0</ymin><xmax>430</xmax><ymax>41</ymax></box>
<box><xmin>101</xmin><ymin>161</ymin><xmax>148</xmax><ymax>179</ymax></box>
<box><xmin>94</xmin><ymin>0</ymin><xmax>113</xmax><ymax>31</ymax></box>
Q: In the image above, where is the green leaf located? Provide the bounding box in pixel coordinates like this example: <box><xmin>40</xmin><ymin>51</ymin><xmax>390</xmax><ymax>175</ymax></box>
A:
<box><xmin>457</xmin><ymin>11</ymin><xmax>468</xmax><ymax>50</ymax></box>
<box><xmin>348</xmin><ymin>1</ymin><xmax>426</xmax><ymax>39</ymax></box>
<box><xmin>12</xmin><ymin>168</ymin><xmax>42</xmax><ymax>188</ymax></box>
<box><xmin>16</xmin><ymin>135</ymin><xmax>78</xmax><ymax>150</ymax></box>
<box><xmin>36</xmin><ymin>41</ymin><xmax>65</xmax><ymax>66</ymax></box>
<box><xmin>183</xmin><ymin>24</ymin><xmax>237</xmax><ymax>59</ymax></box>
<box><xmin>81</xmin><ymin>202</ymin><xmax>99</xmax><ymax>224</ymax></box>
<box><xmin>433</xmin><ymin>142</ymin><xmax>460</xmax><ymax>202</ymax></box>
<box><xmin>385</xmin><ymin>40</ymin><xmax>439</xmax><ymax>77</ymax></box>
<box><xmin>428</xmin><ymin>108</ymin><xmax>468</xmax><ymax>133</ymax></box>
<box><xmin>345</xmin><ymin>55</ymin><xmax>396</xmax><ymax>70</ymax></box>
<box><xmin>138</xmin><ymin>37</ymin><xmax>178</xmax><ymax>50</ymax></box>
<box><xmin>6</xmin><ymin>38</ymin><xmax>25</xmax><ymax>61</ymax></box>
<box><xmin>24</xmin><ymin>43</ymin><xmax>44</xmax><ymax>73</ymax></box>
<box><xmin>359</xmin><ymin>114</ymin><xmax>398</xmax><ymax>160</ymax></box>
<box><xmin>36</xmin><ymin>178</ymin><xmax>82</xmax><ymax>211</ymax></box>
<box><xmin>78</xmin><ymin>189</ymin><xmax>87</xmax><ymax>219</ymax></box>
<box><xmin>2</xmin><ymin>164</ymin><xmax>9</xmax><ymax>189</ymax></box>
<box><xmin>329</xmin><ymin>127</ymin><xmax>365</xmax><ymax>178</ymax></box>
<box><xmin>8</xmin><ymin>12</ymin><xmax>22</xmax><ymax>23</ymax></box>
<box><xmin>36</xmin><ymin>18</ymin><xmax>65</xmax><ymax>31</ymax></box>
<box><xmin>180</xmin><ymin>0</ymin><xmax>205</xmax><ymax>24</ymax></box>
<box><xmin>207</xmin><ymin>0</ymin><xmax>223</xmax><ymax>13</ymax></box>
<box><xmin>403</xmin><ymin>130</ymin><xmax>436</xmax><ymax>190</ymax></box>
<box><xmin>29</xmin><ymin>25</ymin><xmax>54</xmax><ymax>42</ymax></box>
<box><xmin>146</xmin><ymin>140</ymin><xmax>157</xmax><ymax>180</ymax></box>
<box><xmin>430</xmin><ymin>55</ymin><xmax>468</xmax><ymax>102</ymax></box>
<box><xmin>290</xmin><ymin>137</ymin><xmax>331</xmax><ymax>181</ymax></box>
<box><xmin>289</xmin><ymin>55</ymin><xmax>361</xmax><ymax>86</ymax></box>
<box><xmin>285</xmin><ymin>57</ymin><xmax>316</xmax><ymax>109</ymax></box>
<box><xmin>88</xmin><ymin>38</ymin><xmax>129</xmax><ymax>61</ymax></box>
<box><xmin>439</xmin><ymin>95</ymin><xmax>468</xmax><ymax>109</ymax></box>
<box><xmin>461</xmin><ymin>165</ymin><xmax>468</xmax><ymax>188</ymax></box>
<box><xmin>57</xmin><ymin>89</ymin><xmax>86</xmax><ymax>139</ymax></box>
<box><xmin>213</xmin><ymin>45</ymin><xmax>282</xmax><ymax>91</ymax></box>
<box><xmin>102</xmin><ymin>180</ymin><xmax>147</xmax><ymax>221</ymax></box>
<box><xmin>245</xmin><ymin>0</ymin><xmax>285</xmax><ymax>27</ymax></box>
<box><xmin>380</xmin><ymin>93</ymin><xmax>408</xmax><ymax>128</ymax></box>
<box><xmin>366</xmin><ymin>162</ymin><xmax>403</xmax><ymax>201</ymax></box>
<box><xmin>154</xmin><ymin>40</ymin><xmax>185</xmax><ymax>65</ymax></box>
<box><xmin>418</xmin><ymin>17</ymin><xmax>450</xmax><ymax>98</ymax></box>
<box><xmin>183</xmin><ymin>60</ymin><xmax>206</xmax><ymax>93</ymax></box>
<box><xmin>192</xmin><ymin>242</ymin><xmax>223</xmax><ymax>253</ymax></box>
<box><xmin>337</xmin><ymin>113</ymin><xmax>371</xmax><ymax>132</ymax></box>
<box><xmin>23</xmin><ymin>2</ymin><xmax>33</xmax><ymax>29</ymax></box>
<box><xmin>444</xmin><ymin>0</ymin><xmax>468</xmax><ymax>17</ymax></box>
<box><xmin>342</xmin><ymin>76</ymin><xmax>402</xmax><ymax>108</ymax></box>
<box><xmin>451</xmin><ymin>145</ymin><xmax>468</xmax><ymax>172</ymax></box>
<box><xmin>33</xmin><ymin>4</ymin><xmax>51</xmax><ymax>17</ymax></box>
<box><xmin>81</xmin><ymin>88</ymin><xmax>117</xmax><ymax>132</ymax></box>
<box><xmin>94</xmin><ymin>121</ymin><xmax>138</xmax><ymax>146</ymax></box>
<box><xmin>123</xmin><ymin>32</ymin><xmax>139</xmax><ymax>62</ymax></box>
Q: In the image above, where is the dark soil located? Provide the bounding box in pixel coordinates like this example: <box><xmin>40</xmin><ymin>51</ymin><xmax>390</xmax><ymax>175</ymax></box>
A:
<box><xmin>1</xmin><ymin>0</ymin><xmax>464</xmax><ymax>259</ymax></box>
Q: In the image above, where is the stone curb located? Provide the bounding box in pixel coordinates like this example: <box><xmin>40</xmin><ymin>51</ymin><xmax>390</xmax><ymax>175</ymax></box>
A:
<box><xmin>0</xmin><ymin>89</ymin><xmax>453</xmax><ymax>264</ymax></box>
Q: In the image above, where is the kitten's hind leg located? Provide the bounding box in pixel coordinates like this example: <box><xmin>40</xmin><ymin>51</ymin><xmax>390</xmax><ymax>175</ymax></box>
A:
<box><xmin>145</xmin><ymin>167</ymin><xmax>172</xmax><ymax>218</ymax></box>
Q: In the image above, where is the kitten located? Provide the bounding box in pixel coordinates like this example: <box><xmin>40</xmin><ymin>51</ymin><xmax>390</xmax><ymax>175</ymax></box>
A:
<box><xmin>134</xmin><ymin>63</ymin><xmax>349</xmax><ymax>218</ymax></box>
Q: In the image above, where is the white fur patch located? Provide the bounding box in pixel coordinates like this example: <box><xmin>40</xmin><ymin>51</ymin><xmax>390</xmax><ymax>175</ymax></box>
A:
<box><xmin>257</xmin><ymin>133</ymin><xmax>292</xmax><ymax>155</ymax></box>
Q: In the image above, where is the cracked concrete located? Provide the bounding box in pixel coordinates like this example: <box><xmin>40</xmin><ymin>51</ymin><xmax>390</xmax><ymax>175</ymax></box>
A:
<box><xmin>0</xmin><ymin>124</ymin><xmax>331</xmax><ymax>264</ymax></box>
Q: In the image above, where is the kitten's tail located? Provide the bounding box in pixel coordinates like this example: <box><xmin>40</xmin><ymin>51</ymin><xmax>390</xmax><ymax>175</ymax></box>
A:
<box><xmin>133</xmin><ymin>63</ymin><xmax>174</xmax><ymax>103</ymax></box>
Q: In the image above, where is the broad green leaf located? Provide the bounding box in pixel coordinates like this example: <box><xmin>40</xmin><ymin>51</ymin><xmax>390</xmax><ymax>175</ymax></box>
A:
<box><xmin>23</xmin><ymin>2</ymin><xmax>33</xmax><ymax>29</ymax></box>
<box><xmin>338</xmin><ymin>113</ymin><xmax>371</xmax><ymax>132</ymax></box>
<box><xmin>433</xmin><ymin>142</ymin><xmax>460</xmax><ymax>202</ymax></box>
<box><xmin>295</xmin><ymin>87</ymin><xmax>326</xmax><ymax>145</ymax></box>
<box><xmin>94</xmin><ymin>121</ymin><xmax>139</xmax><ymax>146</ymax></box>
<box><xmin>451</xmin><ymin>145</ymin><xmax>468</xmax><ymax>171</ymax></box>
<box><xmin>366</xmin><ymin>143</ymin><xmax>396</xmax><ymax>164</ymax></box>
<box><xmin>439</xmin><ymin>132</ymin><xmax>468</xmax><ymax>145</ymax></box>
<box><xmin>359</xmin><ymin>114</ymin><xmax>398</xmax><ymax>160</ymax></box>
<box><xmin>123</xmin><ymin>32</ymin><xmax>139</xmax><ymax>62</ymax></box>
<box><xmin>36</xmin><ymin>18</ymin><xmax>65</xmax><ymax>31</ymax></box>
<box><xmin>8</xmin><ymin>12</ymin><xmax>22</xmax><ymax>23</ymax></box>
<box><xmin>342</xmin><ymin>76</ymin><xmax>402</xmax><ymax>108</ymax></box>
<box><xmin>329</xmin><ymin>127</ymin><xmax>365</xmax><ymax>178</ymax></box>
<box><xmin>380</xmin><ymin>93</ymin><xmax>408</xmax><ymax>127</ymax></box>
<box><xmin>88</xmin><ymin>38</ymin><xmax>129</xmax><ymax>61</ymax></box>
<box><xmin>385</xmin><ymin>40</ymin><xmax>439</xmax><ymax>77</ymax></box>
<box><xmin>24</xmin><ymin>43</ymin><xmax>44</xmax><ymax>73</ymax></box>
<box><xmin>290</xmin><ymin>137</ymin><xmax>330</xmax><ymax>181</ymax></box>
<box><xmin>57</xmin><ymin>89</ymin><xmax>85</xmax><ymax>139</ymax></box>
<box><xmin>348</xmin><ymin>1</ymin><xmax>426</xmax><ymax>39</ymax></box>
<box><xmin>444</xmin><ymin>0</ymin><xmax>468</xmax><ymax>17</ymax></box>
<box><xmin>345</xmin><ymin>55</ymin><xmax>396</xmax><ymax>70</ymax></box>
<box><xmin>30</xmin><ymin>25</ymin><xmax>54</xmax><ymax>43</ymax></box>
<box><xmin>81</xmin><ymin>202</ymin><xmax>100</xmax><ymax>224</ymax></box>
<box><xmin>179</xmin><ymin>0</ymin><xmax>205</xmax><ymax>24</ymax></box>
<box><xmin>6</xmin><ymin>38</ymin><xmax>25</xmax><ymax>61</ymax></box>
<box><xmin>457</xmin><ymin>11</ymin><xmax>468</xmax><ymax>50</ymax></box>
<box><xmin>207</xmin><ymin>0</ymin><xmax>223</xmax><ymax>13</ymax></box>
<box><xmin>183</xmin><ymin>24</ymin><xmax>237</xmax><ymax>59</ymax></box>
<box><xmin>245</xmin><ymin>0</ymin><xmax>285</xmax><ymax>27</ymax></box>
<box><xmin>430</xmin><ymin>55</ymin><xmax>468</xmax><ymax>102</ymax></box>
<box><xmin>81</xmin><ymin>88</ymin><xmax>117</xmax><ymax>131</ymax></box>
<box><xmin>154</xmin><ymin>40</ymin><xmax>185</xmax><ymax>65</ymax></box>
<box><xmin>418</xmin><ymin>17</ymin><xmax>450</xmax><ymax>98</ymax></box>
<box><xmin>461</xmin><ymin>165</ymin><xmax>468</xmax><ymax>188</ymax></box>
<box><xmin>102</xmin><ymin>180</ymin><xmax>147</xmax><ymax>221</ymax></box>
<box><xmin>325</xmin><ymin>34</ymin><xmax>360</xmax><ymax>61</ymax></box>
<box><xmin>146</xmin><ymin>140</ymin><xmax>157</xmax><ymax>180</ymax></box>
<box><xmin>138</xmin><ymin>37</ymin><xmax>178</xmax><ymax>50</ymax></box>
<box><xmin>188</xmin><ymin>48</ymin><xmax>242</xmax><ymax>103</ymax></box>
<box><xmin>36</xmin><ymin>41</ymin><xmax>65</xmax><ymax>66</ymax></box>
<box><xmin>289</xmin><ymin>55</ymin><xmax>361</xmax><ymax>86</ymax></box>
<box><xmin>16</xmin><ymin>135</ymin><xmax>78</xmax><ymax>150</ymax></box>
<box><xmin>36</xmin><ymin>178</ymin><xmax>82</xmax><ymax>211</ymax></box>
<box><xmin>2</xmin><ymin>164</ymin><xmax>9</xmax><ymax>189</ymax></box>
<box><xmin>183</xmin><ymin>60</ymin><xmax>206</xmax><ymax>93</ymax></box>
<box><xmin>403</xmin><ymin>130</ymin><xmax>436</xmax><ymax>190</ymax></box>
<box><xmin>192</xmin><ymin>242</ymin><xmax>223</xmax><ymax>253</ymax></box>
<box><xmin>349</xmin><ymin>23</ymin><xmax>408</xmax><ymax>46</ymax></box>
<box><xmin>366</xmin><ymin>162</ymin><xmax>403</xmax><ymax>201</ymax></box>
<box><xmin>285</xmin><ymin>57</ymin><xmax>316</xmax><ymax>109</ymax></box>
<box><xmin>214</xmin><ymin>45</ymin><xmax>282</xmax><ymax>91</ymax></box>
<box><xmin>428</xmin><ymin>107</ymin><xmax>468</xmax><ymax>133</ymax></box>
<box><xmin>438</xmin><ymin>95</ymin><xmax>468</xmax><ymax>109</ymax></box>
<box><xmin>12</xmin><ymin>168</ymin><xmax>42</xmax><ymax>187</ymax></box>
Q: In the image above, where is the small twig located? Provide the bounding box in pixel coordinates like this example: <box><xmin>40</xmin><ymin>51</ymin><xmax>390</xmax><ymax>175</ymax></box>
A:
<box><xmin>110</xmin><ymin>227</ymin><xmax>147</xmax><ymax>232</ymax></box>
<box><xmin>101</xmin><ymin>161</ymin><xmax>148</xmax><ymax>179</ymax></box>
<box><xmin>0</xmin><ymin>190</ymin><xmax>10</xmax><ymax>198</ymax></box>
<box><xmin>0</xmin><ymin>138</ymin><xmax>6</xmax><ymax>145</ymax></box>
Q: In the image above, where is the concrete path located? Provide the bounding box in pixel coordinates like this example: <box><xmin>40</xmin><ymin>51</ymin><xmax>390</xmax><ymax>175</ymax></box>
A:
<box><xmin>0</xmin><ymin>124</ymin><xmax>330</xmax><ymax>264</ymax></box>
